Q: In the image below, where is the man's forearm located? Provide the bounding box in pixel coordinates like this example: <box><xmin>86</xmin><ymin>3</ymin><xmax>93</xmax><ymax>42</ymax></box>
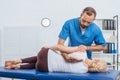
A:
<box><xmin>56</xmin><ymin>45</ymin><xmax>80</xmax><ymax>53</ymax></box>
<box><xmin>50</xmin><ymin>45</ymin><xmax>80</xmax><ymax>53</ymax></box>
<box><xmin>57</xmin><ymin>38</ymin><xmax>80</xmax><ymax>53</ymax></box>
<box><xmin>86</xmin><ymin>45</ymin><xmax>106</xmax><ymax>51</ymax></box>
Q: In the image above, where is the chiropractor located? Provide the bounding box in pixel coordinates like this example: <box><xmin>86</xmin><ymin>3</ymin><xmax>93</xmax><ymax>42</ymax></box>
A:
<box><xmin>58</xmin><ymin>7</ymin><xmax>106</xmax><ymax>62</ymax></box>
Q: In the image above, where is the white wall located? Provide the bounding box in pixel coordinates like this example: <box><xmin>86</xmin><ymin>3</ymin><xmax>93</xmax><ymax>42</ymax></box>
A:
<box><xmin>0</xmin><ymin>0</ymin><xmax>119</xmax><ymax>26</ymax></box>
<box><xmin>0</xmin><ymin>0</ymin><xmax>120</xmax><ymax>68</ymax></box>
<box><xmin>0</xmin><ymin>0</ymin><xmax>119</xmax><ymax>79</ymax></box>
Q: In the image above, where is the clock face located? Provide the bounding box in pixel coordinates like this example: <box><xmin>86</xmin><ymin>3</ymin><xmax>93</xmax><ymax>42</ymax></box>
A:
<box><xmin>41</xmin><ymin>18</ymin><xmax>51</xmax><ymax>27</ymax></box>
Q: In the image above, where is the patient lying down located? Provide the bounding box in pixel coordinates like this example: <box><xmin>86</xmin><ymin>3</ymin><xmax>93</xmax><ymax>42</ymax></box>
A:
<box><xmin>5</xmin><ymin>45</ymin><xmax>108</xmax><ymax>73</ymax></box>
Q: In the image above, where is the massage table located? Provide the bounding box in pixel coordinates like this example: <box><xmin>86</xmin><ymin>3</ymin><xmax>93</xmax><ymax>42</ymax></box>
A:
<box><xmin>0</xmin><ymin>67</ymin><xmax>120</xmax><ymax>80</ymax></box>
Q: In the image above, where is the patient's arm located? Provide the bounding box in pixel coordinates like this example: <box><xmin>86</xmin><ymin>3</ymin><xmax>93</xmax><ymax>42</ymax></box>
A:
<box><xmin>50</xmin><ymin>45</ymin><xmax>80</xmax><ymax>53</ymax></box>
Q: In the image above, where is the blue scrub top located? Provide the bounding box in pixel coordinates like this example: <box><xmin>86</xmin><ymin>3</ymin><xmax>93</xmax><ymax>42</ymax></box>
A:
<box><xmin>58</xmin><ymin>17</ymin><xmax>106</xmax><ymax>59</ymax></box>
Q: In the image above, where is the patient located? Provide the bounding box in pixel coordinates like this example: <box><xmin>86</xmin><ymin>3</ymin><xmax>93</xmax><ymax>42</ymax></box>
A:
<box><xmin>4</xmin><ymin>45</ymin><xmax>107</xmax><ymax>73</ymax></box>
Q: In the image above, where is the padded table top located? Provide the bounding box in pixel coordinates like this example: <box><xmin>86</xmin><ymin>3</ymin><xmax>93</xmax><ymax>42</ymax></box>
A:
<box><xmin>37</xmin><ymin>70</ymin><xmax>120</xmax><ymax>80</ymax></box>
<box><xmin>0</xmin><ymin>67</ymin><xmax>38</xmax><ymax>79</ymax></box>
<box><xmin>0</xmin><ymin>67</ymin><xmax>119</xmax><ymax>80</ymax></box>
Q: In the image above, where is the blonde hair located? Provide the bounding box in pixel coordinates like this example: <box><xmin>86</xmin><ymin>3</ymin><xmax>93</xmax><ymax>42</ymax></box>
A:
<box><xmin>88</xmin><ymin>59</ymin><xmax>108</xmax><ymax>72</ymax></box>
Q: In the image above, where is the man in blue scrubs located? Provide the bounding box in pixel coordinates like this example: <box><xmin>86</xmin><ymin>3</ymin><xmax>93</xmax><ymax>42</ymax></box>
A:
<box><xmin>58</xmin><ymin>7</ymin><xmax>106</xmax><ymax>61</ymax></box>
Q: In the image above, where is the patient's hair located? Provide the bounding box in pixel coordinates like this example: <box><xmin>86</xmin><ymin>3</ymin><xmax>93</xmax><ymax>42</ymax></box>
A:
<box><xmin>88</xmin><ymin>59</ymin><xmax>108</xmax><ymax>72</ymax></box>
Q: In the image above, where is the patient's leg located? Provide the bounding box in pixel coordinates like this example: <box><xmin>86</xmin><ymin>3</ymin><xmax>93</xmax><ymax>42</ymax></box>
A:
<box><xmin>5</xmin><ymin>60</ymin><xmax>22</xmax><ymax>68</ymax></box>
<box><xmin>5</xmin><ymin>56</ymin><xmax>37</xmax><ymax>66</ymax></box>
<box><xmin>20</xmin><ymin>63</ymin><xmax>36</xmax><ymax>69</ymax></box>
<box><xmin>19</xmin><ymin>56</ymin><xmax>37</xmax><ymax>69</ymax></box>
<box><xmin>5</xmin><ymin>63</ymin><xmax>36</xmax><ymax>69</ymax></box>
<box><xmin>21</xmin><ymin>56</ymin><xmax>37</xmax><ymax>63</ymax></box>
<box><xmin>5</xmin><ymin>56</ymin><xmax>37</xmax><ymax>69</ymax></box>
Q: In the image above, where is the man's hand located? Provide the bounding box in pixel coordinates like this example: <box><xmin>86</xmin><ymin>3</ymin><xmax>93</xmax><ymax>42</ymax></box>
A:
<box><xmin>78</xmin><ymin>45</ymin><xmax>87</xmax><ymax>52</ymax></box>
<box><xmin>61</xmin><ymin>53</ymin><xmax>83</xmax><ymax>62</ymax></box>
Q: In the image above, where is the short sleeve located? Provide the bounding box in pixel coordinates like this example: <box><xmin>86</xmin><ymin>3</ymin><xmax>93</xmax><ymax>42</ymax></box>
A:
<box><xmin>58</xmin><ymin>21</ymin><xmax>70</xmax><ymax>40</ymax></box>
<box><xmin>94</xmin><ymin>28</ymin><xmax>106</xmax><ymax>46</ymax></box>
